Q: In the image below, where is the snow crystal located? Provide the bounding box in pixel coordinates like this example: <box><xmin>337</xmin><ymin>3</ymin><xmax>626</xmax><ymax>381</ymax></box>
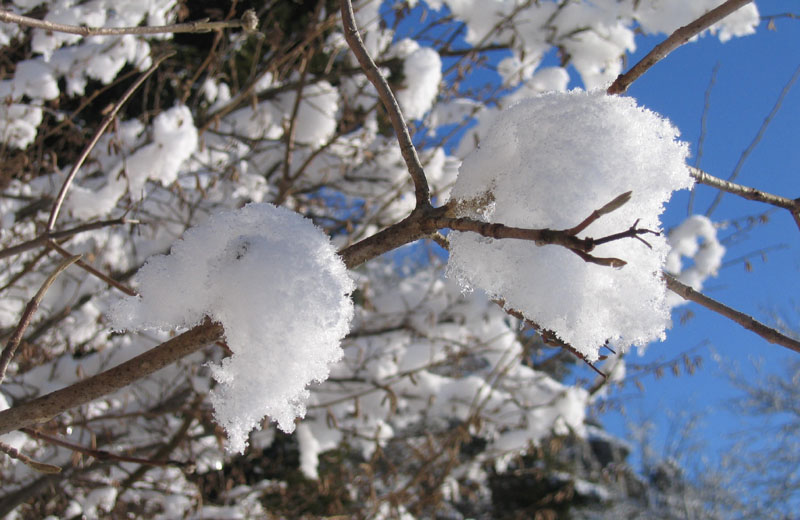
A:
<box><xmin>110</xmin><ymin>203</ymin><xmax>354</xmax><ymax>453</ymax></box>
<box><xmin>665</xmin><ymin>214</ymin><xmax>725</xmax><ymax>307</ymax></box>
<box><xmin>394</xmin><ymin>40</ymin><xmax>442</xmax><ymax>120</ymax></box>
<box><xmin>447</xmin><ymin>90</ymin><xmax>692</xmax><ymax>360</ymax></box>
<box><xmin>124</xmin><ymin>105</ymin><xmax>198</xmax><ymax>195</ymax></box>
<box><xmin>279</xmin><ymin>81</ymin><xmax>339</xmax><ymax>146</ymax></box>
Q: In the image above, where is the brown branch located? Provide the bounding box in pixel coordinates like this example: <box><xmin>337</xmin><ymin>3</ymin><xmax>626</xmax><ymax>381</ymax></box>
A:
<box><xmin>340</xmin><ymin>0</ymin><xmax>431</xmax><ymax>207</ymax></box>
<box><xmin>664</xmin><ymin>273</ymin><xmax>800</xmax><ymax>355</ymax></box>
<box><xmin>690</xmin><ymin>166</ymin><xmax>800</xmax><ymax>231</ymax></box>
<box><xmin>499</xmin><ymin>302</ymin><xmax>606</xmax><ymax>378</ymax></box>
<box><xmin>0</xmin><ymin>440</ymin><xmax>61</xmax><ymax>474</ymax></box>
<box><xmin>20</xmin><ymin>427</ymin><xmax>186</xmax><ymax>468</ymax></box>
<box><xmin>0</xmin><ymin>255</ymin><xmax>81</xmax><ymax>387</ymax></box>
<box><xmin>565</xmin><ymin>191</ymin><xmax>632</xmax><ymax>236</ymax></box>
<box><xmin>48</xmin><ymin>241</ymin><xmax>137</xmax><ymax>296</ymax></box>
<box><xmin>0</xmin><ymin>319</ymin><xmax>223</xmax><ymax>436</ymax></box>
<box><xmin>0</xmin><ymin>217</ymin><xmax>133</xmax><ymax>261</ymax></box>
<box><xmin>46</xmin><ymin>52</ymin><xmax>173</xmax><ymax>232</ymax></box>
<box><xmin>0</xmin><ymin>8</ymin><xmax>258</xmax><ymax>37</ymax></box>
<box><xmin>607</xmin><ymin>0</ymin><xmax>754</xmax><ymax>94</ymax></box>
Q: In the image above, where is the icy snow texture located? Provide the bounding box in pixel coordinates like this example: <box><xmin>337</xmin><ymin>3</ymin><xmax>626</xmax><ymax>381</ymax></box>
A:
<box><xmin>665</xmin><ymin>215</ymin><xmax>725</xmax><ymax>307</ymax></box>
<box><xmin>447</xmin><ymin>91</ymin><xmax>692</xmax><ymax>360</ymax></box>
<box><xmin>393</xmin><ymin>40</ymin><xmax>442</xmax><ymax>120</ymax></box>
<box><xmin>124</xmin><ymin>105</ymin><xmax>199</xmax><ymax>194</ymax></box>
<box><xmin>110</xmin><ymin>203</ymin><xmax>355</xmax><ymax>453</ymax></box>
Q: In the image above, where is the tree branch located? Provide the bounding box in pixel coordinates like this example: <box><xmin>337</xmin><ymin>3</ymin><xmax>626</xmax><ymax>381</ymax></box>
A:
<box><xmin>664</xmin><ymin>274</ymin><xmax>800</xmax><ymax>355</ymax></box>
<box><xmin>0</xmin><ymin>255</ymin><xmax>81</xmax><ymax>387</ymax></box>
<box><xmin>46</xmin><ymin>53</ymin><xmax>172</xmax><ymax>232</ymax></box>
<box><xmin>0</xmin><ymin>217</ymin><xmax>133</xmax><ymax>261</ymax></box>
<box><xmin>0</xmin><ymin>440</ymin><xmax>61</xmax><ymax>474</ymax></box>
<box><xmin>339</xmin><ymin>0</ymin><xmax>431</xmax><ymax>207</ymax></box>
<box><xmin>20</xmin><ymin>427</ymin><xmax>186</xmax><ymax>468</ymax></box>
<box><xmin>0</xmin><ymin>8</ymin><xmax>258</xmax><ymax>37</ymax></box>
<box><xmin>690</xmin><ymin>166</ymin><xmax>800</xmax><ymax>231</ymax></box>
<box><xmin>607</xmin><ymin>0</ymin><xmax>754</xmax><ymax>95</ymax></box>
<box><xmin>704</xmin><ymin>62</ymin><xmax>800</xmax><ymax>216</ymax></box>
<box><xmin>0</xmin><ymin>319</ymin><xmax>223</xmax><ymax>436</ymax></box>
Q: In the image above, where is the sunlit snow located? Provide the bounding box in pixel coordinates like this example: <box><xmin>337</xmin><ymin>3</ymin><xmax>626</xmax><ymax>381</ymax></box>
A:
<box><xmin>447</xmin><ymin>90</ymin><xmax>692</xmax><ymax>360</ymax></box>
<box><xmin>110</xmin><ymin>203</ymin><xmax>354</xmax><ymax>452</ymax></box>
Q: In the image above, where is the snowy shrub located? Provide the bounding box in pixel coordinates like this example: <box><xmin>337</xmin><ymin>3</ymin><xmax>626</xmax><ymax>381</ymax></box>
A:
<box><xmin>447</xmin><ymin>91</ymin><xmax>692</xmax><ymax>360</ymax></box>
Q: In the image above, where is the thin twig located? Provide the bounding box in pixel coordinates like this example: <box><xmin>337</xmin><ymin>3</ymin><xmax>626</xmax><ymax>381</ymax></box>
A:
<box><xmin>0</xmin><ymin>217</ymin><xmax>133</xmax><ymax>261</ymax></box>
<box><xmin>340</xmin><ymin>0</ymin><xmax>431</xmax><ymax>207</ymax></box>
<box><xmin>607</xmin><ymin>0</ymin><xmax>754</xmax><ymax>94</ymax></box>
<box><xmin>46</xmin><ymin>52</ymin><xmax>173</xmax><ymax>232</ymax></box>
<box><xmin>688</xmin><ymin>63</ymin><xmax>719</xmax><ymax>216</ymax></box>
<box><xmin>48</xmin><ymin>241</ymin><xmax>137</xmax><ymax>296</ymax></box>
<box><xmin>0</xmin><ymin>440</ymin><xmax>61</xmax><ymax>474</ymax></box>
<box><xmin>20</xmin><ymin>427</ymin><xmax>186</xmax><ymax>468</ymax></box>
<box><xmin>664</xmin><ymin>273</ymin><xmax>800</xmax><ymax>354</ymax></box>
<box><xmin>0</xmin><ymin>9</ymin><xmax>258</xmax><ymax>37</ymax></box>
<box><xmin>690</xmin><ymin>167</ymin><xmax>800</xmax><ymax>231</ymax></box>
<box><xmin>0</xmin><ymin>255</ymin><xmax>81</xmax><ymax>387</ymax></box>
<box><xmin>500</xmin><ymin>303</ymin><xmax>606</xmax><ymax>378</ymax></box>
<box><xmin>0</xmin><ymin>319</ymin><xmax>224</xmax><ymax>436</ymax></box>
<box><xmin>705</xmin><ymin>62</ymin><xmax>800</xmax><ymax>216</ymax></box>
<box><xmin>565</xmin><ymin>191</ymin><xmax>632</xmax><ymax>236</ymax></box>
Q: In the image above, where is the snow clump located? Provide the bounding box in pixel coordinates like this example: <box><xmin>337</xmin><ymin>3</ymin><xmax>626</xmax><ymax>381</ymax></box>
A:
<box><xmin>110</xmin><ymin>203</ymin><xmax>355</xmax><ymax>453</ymax></box>
<box><xmin>665</xmin><ymin>214</ymin><xmax>725</xmax><ymax>307</ymax></box>
<box><xmin>447</xmin><ymin>90</ymin><xmax>692</xmax><ymax>360</ymax></box>
<box><xmin>393</xmin><ymin>39</ymin><xmax>442</xmax><ymax>120</ymax></box>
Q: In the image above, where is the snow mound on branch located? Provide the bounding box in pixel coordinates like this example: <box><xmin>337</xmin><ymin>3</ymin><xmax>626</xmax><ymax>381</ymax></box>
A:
<box><xmin>446</xmin><ymin>90</ymin><xmax>692</xmax><ymax>360</ymax></box>
<box><xmin>110</xmin><ymin>203</ymin><xmax>355</xmax><ymax>453</ymax></box>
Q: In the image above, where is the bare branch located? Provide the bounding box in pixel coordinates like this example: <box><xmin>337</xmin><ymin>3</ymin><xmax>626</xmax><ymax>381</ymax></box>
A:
<box><xmin>500</xmin><ymin>302</ymin><xmax>607</xmax><ymax>378</ymax></box>
<box><xmin>690</xmin><ymin>166</ymin><xmax>800</xmax><ymax>231</ymax></box>
<box><xmin>21</xmin><ymin>427</ymin><xmax>186</xmax><ymax>468</ymax></box>
<box><xmin>664</xmin><ymin>273</ymin><xmax>800</xmax><ymax>355</ymax></box>
<box><xmin>607</xmin><ymin>0</ymin><xmax>754</xmax><ymax>95</ymax></box>
<box><xmin>687</xmin><ymin>63</ymin><xmax>719</xmax><ymax>215</ymax></box>
<box><xmin>46</xmin><ymin>53</ymin><xmax>173</xmax><ymax>232</ymax></box>
<box><xmin>0</xmin><ymin>440</ymin><xmax>61</xmax><ymax>474</ymax></box>
<box><xmin>0</xmin><ymin>8</ymin><xmax>258</xmax><ymax>37</ymax></box>
<box><xmin>565</xmin><ymin>191</ymin><xmax>632</xmax><ymax>236</ymax></box>
<box><xmin>0</xmin><ymin>255</ymin><xmax>81</xmax><ymax>387</ymax></box>
<box><xmin>705</xmin><ymin>62</ymin><xmax>800</xmax><ymax>215</ymax></box>
<box><xmin>0</xmin><ymin>217</ymin><xmax>133</xmax><ymax>261</ymax></box>
<box><xmin>0</xmin><ymin>319</ymin><xmax>223</xmax><ymax>436</ymax></box>
<box><xmin>339</xmin><ymin>0</ymin><xmax>431</xmax><ymax>207</ymax></box>
<box><xmin>48</xmin><ymin>241</ymin><xmax>137</xmax><ymax>297</ymax></box>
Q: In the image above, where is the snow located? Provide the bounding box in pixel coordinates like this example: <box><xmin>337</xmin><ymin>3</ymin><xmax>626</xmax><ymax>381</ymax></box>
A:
<box><xmin>665</xmin><ymin>214</ymin><xmax>725</xmax><ymax>307</ymax></box>
<box><xmin>393</xmin><ymin>40</ymin><xmax>442</xmax><ymax>120</ymax></box>
<box><xmin>110</xmin><ymin>203</ymin><xmax>355</xmax><ymax>452</ymax></box>
<box><xmin>124</xmin><ymin>105</ymin><xmax>199</xmax><ymax>195</ymax></box>
<box><xmin>447</xmin><ymin>90</ymin><xmax>692</xmax><ymax>360</ymax></box>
